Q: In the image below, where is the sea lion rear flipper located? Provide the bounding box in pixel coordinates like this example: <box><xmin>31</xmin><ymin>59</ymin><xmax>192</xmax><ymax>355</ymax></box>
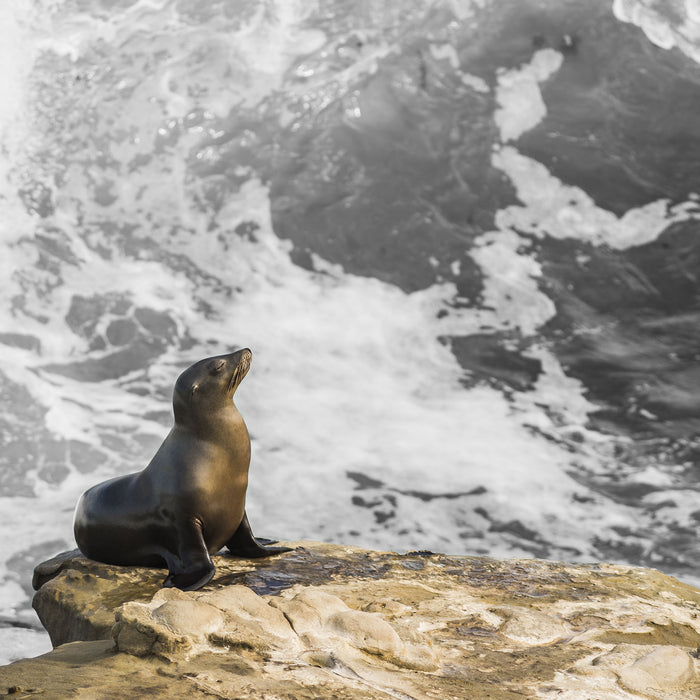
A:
<box><xmin>33</xmin><ymin>548</ymin><xmax>84</xmax><ymax>591</ymax></box>
<box><xmin>163</xmin><ymin>518</ymin><xmax>216</xmax><ymax>591</ymax></box>
<box><xmin>225</xmin><ymin>512</ymin><xmax>293</xmax><ymax>558</ymax></box>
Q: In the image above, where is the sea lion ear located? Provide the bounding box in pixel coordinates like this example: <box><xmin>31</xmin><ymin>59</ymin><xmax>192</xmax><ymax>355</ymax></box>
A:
<box><xmin>191</xmin><ymin>384</ymin><xmax>199</xmax><ymax>397</ymax></box>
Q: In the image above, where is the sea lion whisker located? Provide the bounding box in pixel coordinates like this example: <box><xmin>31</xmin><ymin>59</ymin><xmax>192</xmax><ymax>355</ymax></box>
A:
<box><xmin>228</xmin><ymin>367</ymin><xmax>240</xmax><ymax>394</ymax></box>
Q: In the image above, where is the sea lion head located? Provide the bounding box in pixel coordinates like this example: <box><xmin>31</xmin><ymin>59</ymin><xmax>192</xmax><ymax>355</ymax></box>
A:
<box><xmin>172</xmin><ymin>349</ymin><xmax>252</xmax><ymax>424</ymax></box>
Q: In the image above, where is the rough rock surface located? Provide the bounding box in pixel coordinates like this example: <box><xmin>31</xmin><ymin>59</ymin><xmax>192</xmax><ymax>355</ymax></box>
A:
<box><xmin>2</xmin><ymin>542</ymin><xmax>700</xmax><ymax>699</ymax></box>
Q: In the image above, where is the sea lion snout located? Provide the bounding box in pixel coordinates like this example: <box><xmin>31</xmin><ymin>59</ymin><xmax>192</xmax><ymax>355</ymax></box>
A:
<box><xmin>227</xmin><ymin>348</ymin><xmax>252</xmax><ymax>393</ymax></box>
<box><xmin>235</xmin><ymin>348</ymin><xmax>252</xmax><ymax>370</ymax></box>
<box><xmin>220</xmin><ymin>348</ymin><xmax>251</xmax><ymax>372</ymax></box>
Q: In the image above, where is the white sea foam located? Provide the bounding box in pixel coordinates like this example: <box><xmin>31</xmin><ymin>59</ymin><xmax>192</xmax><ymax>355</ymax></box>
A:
<box><xmin>471</xmin><ymin>230</ymin><xmax>556</xmax><ymax>335</ymax></box>
<box><xmin>494</xmin><ymin>49</ymin><xmax>563</xmax><ymax>143</ymax></box>
<box><xmin>493</xmin><ymin>147</ymin><xmax>700</xmax><ymax>250</ymax></box>
<box><xmin>0</xmin><ymin>628</ymin><xmax>52</xmax><ymax>664</ymax></box>
<box><xmin>0</xmin><ymin>1</ymin><xmax>40</xmax><ymax>252</ymax></box>
<box><xmin>613</xmin><ymin>0</ymin><xmax>700</xmax><ymax>64</ymax></box>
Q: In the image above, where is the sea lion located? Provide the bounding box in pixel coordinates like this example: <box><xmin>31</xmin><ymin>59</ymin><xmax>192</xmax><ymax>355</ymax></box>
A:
<box><xmin>74</xmin><ymin>348</ymin><xmax>291</xmax><ymax>591</ymax></box>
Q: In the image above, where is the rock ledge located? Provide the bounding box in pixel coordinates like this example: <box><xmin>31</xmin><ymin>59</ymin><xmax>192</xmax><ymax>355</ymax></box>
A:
<box><xmin>1</xmin><ymin>542</ymin><xmax>699</xmax><ymax>699</ymax></box>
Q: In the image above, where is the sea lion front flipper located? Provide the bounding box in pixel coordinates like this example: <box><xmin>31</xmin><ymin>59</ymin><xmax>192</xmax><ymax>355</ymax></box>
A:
<box><xmin>163</xmin><ymin>518</ymin><xmax>216</xmax><ymax>591</ymax></box>
<box><xmin>225</xmin><ymin>512</ymin><xmax>293</xmax><ymax>558</ymax></box>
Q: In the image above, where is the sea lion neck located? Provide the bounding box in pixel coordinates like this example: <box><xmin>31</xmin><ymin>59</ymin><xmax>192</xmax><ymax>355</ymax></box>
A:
<box><xmin>173</xmin><ymin>399</ymin><xmax>245</xmax><ymax>441</ymax></box>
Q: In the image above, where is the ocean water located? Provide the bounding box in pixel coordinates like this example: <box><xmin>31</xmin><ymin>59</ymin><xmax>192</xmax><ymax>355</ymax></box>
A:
<box><xmin>2</xmin><ymin>0</ymin><xmax>700</xmax><ymax>664</ymax></box>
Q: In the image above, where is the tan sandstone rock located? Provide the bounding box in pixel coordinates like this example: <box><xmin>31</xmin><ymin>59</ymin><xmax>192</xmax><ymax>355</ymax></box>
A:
<box><xmin>0</xmin><ymin>541</ymin><xmax>698</xmax><ymax>699</ymax></box>
<box><xmin>618</xmin><ymin>645</ymin><xmax>697</xmax><ymax>698</ymax></box>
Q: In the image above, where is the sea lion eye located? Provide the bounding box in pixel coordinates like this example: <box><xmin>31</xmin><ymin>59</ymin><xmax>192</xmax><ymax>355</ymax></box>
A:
<box><xmin>211</xmin><ymin>360</ymin><xmax>226</xmax><ymax>374</ymax></box>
